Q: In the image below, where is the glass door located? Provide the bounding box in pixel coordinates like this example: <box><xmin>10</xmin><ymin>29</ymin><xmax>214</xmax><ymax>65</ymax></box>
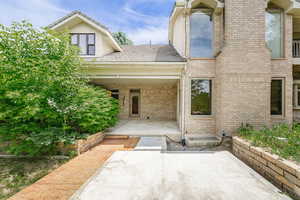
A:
<box><xmin>130</xmin><ymin>89</ymin><xmax>140</xmax><ymax>118</ymax></box>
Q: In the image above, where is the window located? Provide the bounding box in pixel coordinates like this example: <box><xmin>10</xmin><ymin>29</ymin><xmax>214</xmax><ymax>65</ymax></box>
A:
<box><xmin>191</xmin><ymin>79</ymin><xmax>212</xmax><ymax>115</ymax></box>
<box><xmin>110</xmin><ymin>89</ymin><xmax>119</xmax><ymax>100</ymax></box>
<box><xmin>190</xmin><ymin>10</ymin><xmax>213</xmax><ymax>58</ymax></box>
<box><xmin>271</xmin><ymin>79</ymin><xmax>283</xmax><ymax>115</ymax></box>
<box><xmin>71</xmin><ymin>33</ymin><xmax>95</xmax><ymax>56</ymax></box>
<box><xmin>266</xmin><ymin>9</ymin><xmax>283</xmax><ymax>58</ymax></box>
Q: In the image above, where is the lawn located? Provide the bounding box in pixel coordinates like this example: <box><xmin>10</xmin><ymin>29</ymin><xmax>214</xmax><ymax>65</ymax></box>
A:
<box><xmin>0</xmin><ymin>157</ymin><xmax>69</xmax><ymax>200</ymax></box>
<box><xmin>238</xmin><ymin>123</ymin><xmax>300</xmax><ymax>163</ymax></box>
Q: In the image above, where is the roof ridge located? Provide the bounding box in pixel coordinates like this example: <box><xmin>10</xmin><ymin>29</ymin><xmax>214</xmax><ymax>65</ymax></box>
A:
<box><xmin>47</xmin><ymin>10</ymin><xmax>109</xmax><ymax>31</ymax></box>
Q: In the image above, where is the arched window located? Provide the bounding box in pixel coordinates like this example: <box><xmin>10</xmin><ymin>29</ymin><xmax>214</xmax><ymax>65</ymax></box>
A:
<box><xmin>190</xmin><ymin>9</ymin><xmax>213</xmax><ymax>58</ymax></box>
<box><xmin>266</xmin><ymin>8</ymin><xmax>283</xmax><ymax>58</ymax></box>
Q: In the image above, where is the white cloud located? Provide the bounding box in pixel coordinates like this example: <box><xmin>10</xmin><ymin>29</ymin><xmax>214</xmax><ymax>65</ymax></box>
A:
<box><xmin>127</xmin><ymin>26</ymin><xmax>169</xmax><ymax>45</ymax></box>
<box><xmin>121</xmin><ymin>0</ymin><xmax>171</xmax><ymax>44</ymax></box>
<box><xmin>0</xmin><ymin>0</ymin><xmax>173</xmax><ymax>45</ymax></box>
<box><xmin>0</xmin><ymin>0</ymin><xmax>68</xmax><ymax>27</ymax></box>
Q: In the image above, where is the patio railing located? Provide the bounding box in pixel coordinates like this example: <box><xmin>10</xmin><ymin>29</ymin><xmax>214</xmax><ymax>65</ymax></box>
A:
<box><xmin>293</xmin><ymin>40</ymin><xmax>300</xmax><ymax>58</ymax></box>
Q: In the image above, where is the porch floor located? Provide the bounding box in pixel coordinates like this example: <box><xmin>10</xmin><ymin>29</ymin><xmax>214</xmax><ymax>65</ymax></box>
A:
<box><xmin>106</xmin><ymin>120</ymin><xmax>181</xmax><ymax>138</ymax></box>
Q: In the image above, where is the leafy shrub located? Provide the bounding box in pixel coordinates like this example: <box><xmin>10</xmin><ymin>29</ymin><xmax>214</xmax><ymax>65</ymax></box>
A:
<box><xmin>238</xmin><ymin>123</ymin><xmax>300</xmax><ymax>162</ymax></box>
<box><xmin>70</xmin><ymin>86</ymin><xmax>119</xmax><ymax>134</ymax></box>
<box><xmin>0</xmin><ymin>22</ymin><xmax>118</xmax><ymax>156</ymax></box>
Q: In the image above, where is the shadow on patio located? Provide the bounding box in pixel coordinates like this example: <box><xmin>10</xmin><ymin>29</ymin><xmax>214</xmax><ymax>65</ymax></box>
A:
<box><xmin>106</xmin><ymin>120</ymin><xmax>181</xmax><ymax>139</ymax></box>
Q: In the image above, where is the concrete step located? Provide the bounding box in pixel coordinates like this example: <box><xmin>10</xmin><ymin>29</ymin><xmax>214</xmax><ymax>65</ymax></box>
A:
<box><xmin>185</xmin><ymin>134</ymin><xmax>221</xmax><ymax>148</ymax></box>
<box><xmin>105</xmin><ymin>135</ymin><xmax>129</xmax><ymax>139</ymax></box>
<box><xmin>134</xmin><ymin>137</ymin><xmax>166</xmax><ymax>151</ymax></box>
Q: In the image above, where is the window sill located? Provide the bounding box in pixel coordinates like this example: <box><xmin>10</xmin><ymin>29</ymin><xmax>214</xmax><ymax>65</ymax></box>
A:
<box><xmin>271</xmin><ymin>58</ymin><xmax>287</xmax><ymax>61</ymax></box>
<box><xmin>190</xmin><ymin>115</ymin><xmax>214</xmax><ymax>120</ymax></box>
<box><xmin>293</xmin><ymin>107</ymin><xmax>300</xmax><ymax>110</ymax></box>
<box><xmin>271</xmin><ymin>115</ymin><xmax>285</xmax><ymax>120</ymax></box>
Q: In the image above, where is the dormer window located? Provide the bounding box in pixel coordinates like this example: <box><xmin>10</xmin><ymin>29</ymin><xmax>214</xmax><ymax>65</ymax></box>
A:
<box><xmin>71</xmin><ymin>33</ymin><xmax>95</xmax><ymax>56</ymax></box>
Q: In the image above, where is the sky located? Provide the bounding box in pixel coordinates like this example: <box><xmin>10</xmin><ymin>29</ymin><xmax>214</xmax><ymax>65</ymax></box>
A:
<box><xmin>0</xmin><ymin>0</ymin><xmax>177</xmax><ymax>45</ymax></box>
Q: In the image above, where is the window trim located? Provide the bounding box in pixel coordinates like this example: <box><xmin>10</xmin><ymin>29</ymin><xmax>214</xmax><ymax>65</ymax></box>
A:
<box><xmin>266</xmin><ymin>8</ymin><xmax>285</xmax><ymax>59</ymax></box>
<box><xmin>189</xmin><ymin>8</ymin><xmax>214</xmax><ymax>59</ymax></box>
<box><xmin>271</xmin><ymin>77</ymin><xmax>285</xmax><ymax>117</ymax></box>
<box><xmin>190</xmin><ymin>78</ymin><xmax>213</xmax><ymax>117</ymax></box>
<box><xmin>110</xmin><ymin>89</ymin><xmax>119</xmax><ymax>100</ymax></box>
<box><xmin>70</xmin><ymin>33</ymin><xmax>96</xmax><ymax>56</ymax></box>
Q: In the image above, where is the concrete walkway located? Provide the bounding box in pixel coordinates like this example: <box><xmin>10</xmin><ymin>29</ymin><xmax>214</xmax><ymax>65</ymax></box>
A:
<box><xmin>8</xmin><ymin>137</ymin><xmax>139</xmax><ymax>200</ymax></box>
<box><xmin>71</xmin><ymin>151</ymin><xmax>292</xmax><ymax>200</ymax></box>
<box><xmin>106</xmin><ymin>120</ymin><xmax>181</xmax><ymax>139</ymax></box>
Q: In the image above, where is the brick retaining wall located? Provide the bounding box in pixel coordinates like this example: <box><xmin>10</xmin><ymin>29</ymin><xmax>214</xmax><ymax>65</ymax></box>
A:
<box><xmin>233</xmin><ymin>137</ymin><xmax>300</xmax><ymax>199</ymax></box>
<box><xmin>59</xmin><ymin>132</ymin><xmax>105</xmax><ymax>155</ymax></box>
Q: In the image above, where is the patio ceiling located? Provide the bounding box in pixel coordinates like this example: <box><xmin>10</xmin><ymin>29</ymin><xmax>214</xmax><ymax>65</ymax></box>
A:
<box><xmin>91</xmin><ymin>78</ymin><xmax>179</xmax><ymax>87</ymax></box>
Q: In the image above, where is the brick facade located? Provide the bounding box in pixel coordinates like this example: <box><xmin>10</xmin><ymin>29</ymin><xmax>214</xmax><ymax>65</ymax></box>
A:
<box><xmin>171</xmin><ymin>0</ymin><xmax>295</xmax><ymax>136</ymax></box>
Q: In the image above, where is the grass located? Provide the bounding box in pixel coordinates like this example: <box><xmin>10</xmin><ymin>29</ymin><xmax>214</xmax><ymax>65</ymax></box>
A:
<box><xmin>238</xmin><ymin>123</ymin><xmax>300</xmax><ymax>163</ymax></box>
<box><xmin>0</xmin><ymin>157</ymin><xmax>68</xmax><ymax>200</ymax></box>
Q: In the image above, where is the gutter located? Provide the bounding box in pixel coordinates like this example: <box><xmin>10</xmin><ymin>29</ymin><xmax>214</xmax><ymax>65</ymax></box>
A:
<box><xmin>84</xmin><ymin>61</ymin><xmax>187</xmax><ymax>66</ymax></box>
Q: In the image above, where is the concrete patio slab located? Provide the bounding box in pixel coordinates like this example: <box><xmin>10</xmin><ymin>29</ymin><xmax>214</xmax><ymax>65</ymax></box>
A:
<box><xmin>71</xmin><ymin>151</ymin><xmax>292</xmax><ymax>200</ymax></box>
<box><xmin>106</xmin><ymin>120</ymin><xmax>181</xmax><ymax>139</ymax></box>
<box><xmin>134</xmin><ymin>137</ymin><xmax>165</xmax><ymax>151</ymax></box>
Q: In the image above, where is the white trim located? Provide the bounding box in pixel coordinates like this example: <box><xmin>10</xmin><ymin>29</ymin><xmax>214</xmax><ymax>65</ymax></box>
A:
<box><xmin>50</xmin><ymin>13</ymin><xmax>122</xmax><ymax>52</ymax></box>
<box><xmin>85</xmin><ymin>75</ymin><xmax>181</xmax><ymax>79</ymax></box>
<box><xmin>85</xmin><ymin>61</ymin><xmax>186</xmax><ymax>66</ymax></box>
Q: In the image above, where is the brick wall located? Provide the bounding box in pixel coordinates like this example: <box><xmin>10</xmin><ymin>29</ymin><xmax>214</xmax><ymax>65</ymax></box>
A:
<box><xmin>215</xmin><ymin>0</ymin><xmax>272</xmax><ymax>135</ymax></box>
<box><xmin>233</xmin><ymin>137</ymin><xmax>300</xmax><ymax>199</ymax></box>
<box><xmin>91</xmin><ymin>81</ymin><xmax>178</xmax><ymax>121</ymax></box>
<box><xmin>59</xmin><ymin>132</ymin><xmax>105</xmax><ymax>155</ymax></box>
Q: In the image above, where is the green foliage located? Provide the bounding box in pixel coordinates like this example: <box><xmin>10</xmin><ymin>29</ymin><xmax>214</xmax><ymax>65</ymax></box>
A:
<box><xmin>113</xmin><ymin>32</ymin><xmax>133</xmax><ymax>45</ymax></box>
<box><xmin>71</xmin><ymin>86</ymin><xmax>119</xmax><ymax>133</ymax></box>
<box><xmin>0</xmin><ymin>21</ymin><xmax>119</xmax><ymax>156</ymax></box>
<box><xmin>238</xmin><ymin>123</ymin><xmax>300</xmax><ymax>162</ymax></box>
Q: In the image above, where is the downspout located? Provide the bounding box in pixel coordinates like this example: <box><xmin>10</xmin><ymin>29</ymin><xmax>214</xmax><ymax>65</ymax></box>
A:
<box><xmin>182</xmin><ymin>0</ymin><xmax>188</xmax><ymax>142</ymax></box>
<box><xmin>181</xmin><ymin>70</ymin><xmax>186</xmax><ymax>142</ymax></box>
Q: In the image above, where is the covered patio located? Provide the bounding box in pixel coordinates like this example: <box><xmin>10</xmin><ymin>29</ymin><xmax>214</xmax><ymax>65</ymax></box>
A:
<box><xmin>106</xmin><ymin>120</ymin><xmax>181</xmax><ymax>138</ymax></box>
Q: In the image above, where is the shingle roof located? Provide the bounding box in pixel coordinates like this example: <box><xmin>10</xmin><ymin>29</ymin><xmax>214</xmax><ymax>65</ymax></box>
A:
<box><xmin>86</xmin><ymin>45</ymin><xmax>186</xmax><ymax>62</ymax></box>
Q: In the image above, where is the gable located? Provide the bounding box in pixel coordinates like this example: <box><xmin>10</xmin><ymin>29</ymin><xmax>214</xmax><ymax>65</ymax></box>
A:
<box><xmin>48</xmin><ymin>11</ymin><xmax>122</xmax><ymax>54</ymax></box>
<box><xmin>68</xmin><ymin>22</ymin><xmax>115</xmax><ymax>57</ymax></box>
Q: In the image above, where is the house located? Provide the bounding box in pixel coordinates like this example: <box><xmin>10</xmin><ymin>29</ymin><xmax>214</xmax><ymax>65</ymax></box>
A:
<box><xmin>48</xmin><ymin>0</ymin><xmax>300</xmax><ymax>145</ymax></box>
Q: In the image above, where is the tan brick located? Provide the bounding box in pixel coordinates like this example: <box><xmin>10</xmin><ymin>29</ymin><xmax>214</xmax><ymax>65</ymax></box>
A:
<box><xmin>264</xmin><ymin>171</ymin><xmax>283</xmax><ymax>189</ymax></box>
<box><xmin>275</xmin><ymin>159</ymin><xmax>299</xmax><ymax>177</ymax></box>
<box><xmin>294</xmin><ymin>185</ymin><xmax>300</xmax><ymax>198</ymax></box>
<box><xmin>249</xmin><ymin>146</ymin><xmax>264</xmax><ymax>157</ymax></box>
<box><xmin>254</xmin><ymin>155</ymin><xmax>267</xmax><ymax>166</ymax></box>
<box><xmin>276</xmin><ymin>175</ymin><xmax>295</xmax><ymax>189</ymax></box>
<box><xmin>284</xmin><ymin>171</ymin><xmax>300</xmax><ymax>187</ymax></box>
<box><xmin>268</xmin><ymin>162</ymin><xmax>284</xmax><ymax>176</ymax></box>
<box><xmin>233</xmin><ymin>137</ymin><xmax>251</xmax><ymax>150</ymax></box>
<box><xmin>245</xmin><ymin>149</ymin><xmax>256</xmax><ymax>159</ymax></box>
<box><xmin>263</xmin><ymin>165</ymin><xmax>279</xmax><ymax>177</ymax></box>
<box><xmin>261</xmin><ymin>151</ymin><xmax>280</xmax><ymax>165</ymax></box>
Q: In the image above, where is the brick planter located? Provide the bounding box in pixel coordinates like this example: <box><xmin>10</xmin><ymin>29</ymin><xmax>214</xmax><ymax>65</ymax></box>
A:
<box><xmin>233</xmin><ymin>137</ymin><xmax>300</xmax><ymax>199</ymax></box>
<box><xmin>59</xmin><ymin>132</ymin><xmax>105</xmax><ymax>155</ymax></box>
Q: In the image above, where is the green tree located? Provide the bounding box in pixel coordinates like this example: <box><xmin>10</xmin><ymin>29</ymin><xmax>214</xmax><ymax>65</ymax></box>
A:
<box><xmin>0</xmin><ymin>21</ymin><xmax>118</xmax><ymax>156</ymax></box>
<box><xmin>113</xmin><ymin>31</ymin><xmax>133</xmax><ymax>45</ymax></box>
